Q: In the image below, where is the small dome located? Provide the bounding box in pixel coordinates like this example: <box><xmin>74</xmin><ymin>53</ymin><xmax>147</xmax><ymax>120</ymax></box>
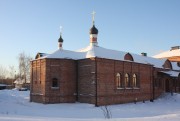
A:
<box><xmin>58</xmin><ymin>35</ymin><xmax>63</xmax><ymax>42</ymax></box>
<box><xmin>90</xmin><ymin>25</ymin><xmax>98</xmax><ymax>34</ymax></box>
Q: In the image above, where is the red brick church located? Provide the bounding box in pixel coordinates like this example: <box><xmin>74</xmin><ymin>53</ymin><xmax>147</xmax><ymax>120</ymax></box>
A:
<box><xmin>30</xmin><ymin>15</ymin><xmax>180</xmax><ymax>106</ymax></box>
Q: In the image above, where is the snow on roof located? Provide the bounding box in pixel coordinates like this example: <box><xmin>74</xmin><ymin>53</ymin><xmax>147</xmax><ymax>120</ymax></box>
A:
<box><xmin>14</xmin><ymin>78</ymin><xmax>25</xmax><ymax>85</ymax></box>
<box><xmin>132</xmin><ymin>53</ymin><xmax>166</xmax><ymax>68</ymax></box>
<box><xmin>42</xmin><ymin>49</ymin><xmax>86</xmax><ymax>59</ymax></box>
<box><xmin>38</xmin><ymin>45</ymin><xmax>173</xmax><ymax>69</ymax></box>
<box><xmin>78</xmin><ymin>45</ymin><xmax>168</xmax><ymax>68</ymax></box>
<box><xmin>160</xmin><ymin>70</ymin><xmax>180</xmax><ymax>77</ymax></box>
<box><xmin>153</xmin><ymin>49</ymin><xmax>180</xmax><ymax>59</ymax></box>
<box><xmin>171</xmin><ymin>62</ymin><xmax>180</xmax><ymax>71</ymax></box>
<box><xmin>77</xmin><ymin>45</ymin><xmax>125</xmax><ymax>59</ymax></box>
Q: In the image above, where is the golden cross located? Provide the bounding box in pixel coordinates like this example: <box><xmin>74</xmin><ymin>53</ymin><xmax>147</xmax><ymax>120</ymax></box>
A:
<box><xmin>60</xmin><ymin>26</ymin><xmax>62</xmax><ymax>35</ymax></box>
<box><xmin>91</xmin><ymin>11</ymin><xmax>96</xmax><ymax>25</ymax></box>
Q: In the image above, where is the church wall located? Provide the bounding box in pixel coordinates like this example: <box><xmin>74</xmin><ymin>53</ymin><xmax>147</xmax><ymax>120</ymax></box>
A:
<box><xmin>95</xmin><ymin>58</ymin><xmax>153</xmax><ymax>106</ymax></box>
<box><xmin>153</xmin><ymin>68</ymin><xmax>164</xmax><ymax>98</ymax></box>
<box><xmin>96</xmin><ymin>58</ymin><xmax>115</xmax><ymax>105</ymax></box>
<box><xmin>77</xmin><ymin>58</ymin><xmax>96</xmax><ymax>104</ymax></box>
<box><xmin>30</xmin><ymin>59</ymin><xmax>77</xmax><ymax>103</ymax></box>
<box><xmin>30</xmin><ymin>59</ymin><xmax>46</xmax><ymax>103</ymax></box>
<box><xmin>152</xmin><ymin>68</ymin><xmax>177</xmax><ymax>98</ymax></box>
<box><xmin>30</xmin><ymin>57</ymin><xmax>178</xmax><ymax>105</ymax></box>
<box><xmin>44</xmin><ymin>59</ymin><xmax>77</xmax><ymax>103</ymax></box>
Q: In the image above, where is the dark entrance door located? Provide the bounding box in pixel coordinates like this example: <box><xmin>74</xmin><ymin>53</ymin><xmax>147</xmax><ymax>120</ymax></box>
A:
<box><xmin>165</xmin><ymin>79</ymin><xmax>170</xmax><ymax>92</ymax></box>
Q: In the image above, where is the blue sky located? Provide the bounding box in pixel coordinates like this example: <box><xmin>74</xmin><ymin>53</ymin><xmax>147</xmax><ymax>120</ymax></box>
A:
<box><xmin>0</xmin><ymin>0</ymin><xmax>180</xmax><ymax>69</ymax></box>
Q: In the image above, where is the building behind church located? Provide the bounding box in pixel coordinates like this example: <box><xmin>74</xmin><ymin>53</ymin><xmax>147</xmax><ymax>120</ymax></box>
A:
<box><xmin>153</xmin><ymin>46</ymin><xmax>180</xmax><ymax>62</ymax></box>
<box><xmin>30</xmin><ymin>16</ymin><xmax>180</xmax><ymax>106</ymax></box>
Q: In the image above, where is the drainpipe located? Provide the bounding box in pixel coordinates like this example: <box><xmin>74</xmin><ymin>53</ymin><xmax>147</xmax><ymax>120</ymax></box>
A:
<box><xmin>76</xmin><ymin>60</ymin><xmax>79</xmax><ymax>101</ymax></box>
<box><xmin>152</xmin><ymin>76</ymin><xmax>155</xmax><ymax>101</ymax></box>
<box><xmin>175</xmin><ymin>78</ymin><xmax>177</xmax><ymax>93</ymax></box>
<box><xmin>152</xmin><ymin>67</ymin><xmax>155</xmax><ymax>102</ymax></box>
<box><xmin>95</xmin><ymin>57</ymin><xmax>98</xmax><ymax>107</ymax></box>
<box><xmin>30</xmin><ymin>61</ymin><xmax>33</xmax><ymax>102</ymax></box>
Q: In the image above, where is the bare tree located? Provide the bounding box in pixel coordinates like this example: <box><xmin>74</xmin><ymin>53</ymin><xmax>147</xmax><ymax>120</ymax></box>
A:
<box><xmin>8</xmin><ymin>65</ymin><xmax>16</xmax><ymax>79</ymax></box>
<box><xmin>100</xmin><ymin>80</ymin><xmax>112</xmax><ymax>119</ymax></box>
<box><xmin>18</xmin><ymin>52</ymin><xmax>32</xmax><ymax>83</ymax></box>
<box><xmin>101</xmin><ymin>105</ymin><xmax>112</xmax><ymax>119</ymax></box>
<box><xmin>0</xmin><ymin>65</ymin><xmax>8</xmax><ymax>80</ymax></box>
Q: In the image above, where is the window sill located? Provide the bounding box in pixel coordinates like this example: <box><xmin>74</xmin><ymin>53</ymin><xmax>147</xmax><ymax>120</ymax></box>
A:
<box><xmin>116</xmin><ymin>87</ymin><xmax>140</xmax><ymax>90</ymax></box>
<box><xmin>117</xmin><ymin>87</ymin><xmax>124</xmax><ymax>89</ymax></box>
<box><xmin>31</xmin><ymin>93</ymin><xmax>44</xmax><ymax>96</ymax></box>
<box><xmin>125</xmin><ymin>87</ymin><xmax>132</xmax><ymax>89</ymax></box>
<box><xmin>51</xmin><ymin>87</ymin><xmax>59</xmax><ymax>90</ymax></box>
<box><xmin>133</xmin><ymin>87</ymin><xmax>140</xmax><ymax>89</ymax></box>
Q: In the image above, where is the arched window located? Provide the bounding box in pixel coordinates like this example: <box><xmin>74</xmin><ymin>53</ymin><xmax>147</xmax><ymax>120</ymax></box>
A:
<box><xmin>52</xmin><ymin>78</ymin><xmax>58</xmax><ymax>87</ymax></box>
<box><xmin>116</xmin><ymin>73</ymin><xmax>121</xmax><ymax>88</ymax></box>
<box><xmin>133</xmin><ymin>74</ymin><xmax>137</xmax><ymax>87</ymax></box>
<box><xmin>125</xmin><ymin>73</ymin><xmax>130</xmax><ymax>87</ymax></box>
<box><xmin>163</xmin><ymin>59</ymin><xmax>172</xmax><ymax>69</ymax></box>
<box><xmin>124</xmin><ymin>53</ymin><xmax>134</xmax><ymax>61</ymax></box>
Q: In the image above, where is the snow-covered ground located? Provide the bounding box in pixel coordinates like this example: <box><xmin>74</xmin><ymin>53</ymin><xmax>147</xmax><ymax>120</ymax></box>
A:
<box><xmin>0</xmin><ymin>89</ymin><xmax>180</xmax><ymax>121</ymax></box>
